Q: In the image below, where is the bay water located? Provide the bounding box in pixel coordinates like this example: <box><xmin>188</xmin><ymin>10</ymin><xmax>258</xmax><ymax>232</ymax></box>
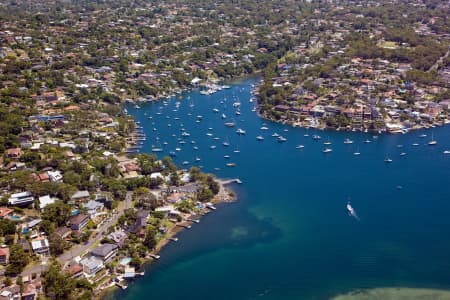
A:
<box><xmin>110</xmin><ymin>77</ymin><xmax>450</xmax><ymax>300</ymax></box>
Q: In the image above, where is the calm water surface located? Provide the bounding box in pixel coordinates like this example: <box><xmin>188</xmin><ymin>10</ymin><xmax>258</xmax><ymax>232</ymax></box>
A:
<box><xmin>110</xmin><ymin>77</ymin><xmax>450</xmax><ymax>300</ymax></box>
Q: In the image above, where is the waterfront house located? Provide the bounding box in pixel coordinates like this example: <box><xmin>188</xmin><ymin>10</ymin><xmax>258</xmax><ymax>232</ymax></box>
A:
<box><xmin>31</xmin><ymin>238</ymin><xmax>50</xmax><ymax>255</ymax></box>
<box><xmin>0</xmin><ymin>247</ymin><xmax>9</xmax><ymax>264</ymax></box>
<box><xmin>69</xmin><ymin>213</ymin><xmax>90</xmax><ymax>231</ymax></box>
<box><xmin>91</xmin><ymin>243</ymin><xmax>118</xmax><ymax>264</ymax></box>
<box><xmin>80</xmin><ymin>256</ymin><xmax>104</xmax><ymax>277</ymax></box>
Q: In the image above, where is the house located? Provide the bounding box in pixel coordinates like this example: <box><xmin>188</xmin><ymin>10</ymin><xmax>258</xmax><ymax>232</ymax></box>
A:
<box><xmin>0</xmin><ymin>207</ymin><xmax>13</xmax><ymax>219</ymax></box>
<box><xmin>55</xmin><ymin>226</ymin><xmax>72</xmax><ymax>239</ymax></box>
<box><xmin>107</xmin><ymin>230</ymin><xmax>127</xmax><ymax>246</ymax></box>
<box><xmin>69</xmin><ymin>213</ymin><xmax>90</xmax><ymax>231</ymax></box>
<box><xmin>8</xmin><ymin>191</ymin><xmax>35</xmax><ymax>206</ymax></box>
<box><xmin>82</xmin><ymin>200</ymin><xmax>104</xmax><ymax>216</ymax></box>
<box><xmin>0</xmin><ymin>285</ymin><xmax>20</xmax><ymax>300</ymax></box>
<box><xmin>21</xmin><ymin>282</ymin><xmax>38</xmax><ymax>300</ymax></box>
<box><xmin>65</xmin><ymin>262</ymin><xmax>84</xmax><ymax>279</ymax></box>
<box><xmin>38</xmin><ymin>195</ymin><xmax>58</xmax><ymax>210</ymax></box>
<box><xmin>6</xmin><ymin>148</ymin><xmax>21</xmax><ymax>158</ymax></box>
<box><xmin>31</xmin><ymin>238</ymin><xmax>50</xmax><ymax>255</ymax></box>
<box><xmin>91</xmin><ymin>243</ymin><xmax>118</xmax><ymax>264</ymax></box>
<box><xmin>70</xmin><ymin>190</ymin><xmax>90</xmax><ymax>203</ymax></box>
<box><xmin>0</xmin><ymin>247</ymin><xmax>9</xmax><ymax>264</ymax></box>
<box><xmin>80</xmin><ymin>256</ymin><xmax>104</xmax><ymax>277</ymax></box>
<box><xmin>17</xmin><ymin>239</ymin><xmax>31</xmax><ymax>253</ymax></box>
<box><xmin>47</xmin><ymin>170</ymin><xmax>63</xmax><ymax>182</ymax></box>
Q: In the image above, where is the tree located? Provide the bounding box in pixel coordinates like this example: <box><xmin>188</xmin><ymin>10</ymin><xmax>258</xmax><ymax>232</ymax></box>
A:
<box><xmin>48</xmin><ymin>233</ymin><xmax>67</xmax><ymax>256</ymax></box>
<box><xmin>42</xmin><ymin>202</ymin><xmax>71</xmax><ymax>227</ymax></box>
<box><xmin>143</xmin><ymin>226</ymin><xmax>157</xmax><ymax>250</ymax></box>
<box><xmin>43</xmin><ymin>260</ymin><xmax>75</xmax><ymax>300</ymax></box>
<box><xmin>5</xmin><ymin>245</ymin><xmax>29</xmax><ymax>276</ymax></box>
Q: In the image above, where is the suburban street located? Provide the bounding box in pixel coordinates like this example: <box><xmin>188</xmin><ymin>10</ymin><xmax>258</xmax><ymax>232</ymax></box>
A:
<box><xmin>21</xmin><ymin>191</ymin><xmax>133</xmax><ymax>276</ymax></box>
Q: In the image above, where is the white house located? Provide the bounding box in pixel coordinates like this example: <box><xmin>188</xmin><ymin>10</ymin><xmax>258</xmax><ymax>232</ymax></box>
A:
<box><xmin>8</xmin><ymin>191</ymin><xmax>34</xmax><ymax>206</ymax></box>
<box><xmin>31</xmin><ymin>238</ymin><xmax>49</xmax><ymax>255</ymax></box>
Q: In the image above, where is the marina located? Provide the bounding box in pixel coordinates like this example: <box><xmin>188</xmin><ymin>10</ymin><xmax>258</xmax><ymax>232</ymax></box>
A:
<box><xmin>113</xmin><ymin>77</ymin><xmax>450</xmax><ymax>300</ymax></box>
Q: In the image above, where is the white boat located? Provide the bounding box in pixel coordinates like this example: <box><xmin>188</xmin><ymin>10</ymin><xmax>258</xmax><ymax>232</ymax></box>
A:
<box><xmin>400</xmin><ymin>152</ymin><xmax>406</xmax><ymax>156</ymax></box>
<box><xmin>323</xmin><ymin>140</ymin><xmax>332</xmax><ymax>145</ymax></box>
<box><xmin>412</xmin><ymin>143</ymin><xmax>419</xmax><ymax>146</ymax></box>
<box><xmin>226</xmin><ymin>163</ymin><xmax>236</xmax><ymax>167</ymax></box>
<box><xmin>260</xmin><ymin>126</ymin><xmax>269</xmax><ymax>130</ymax></box>
<box><xmin>256</xmin><ymin>135</ymin><xmax>264</xmax><ymax>141</ymax></box>
<box><xmin>384</xmin><ymin>157</ymin><xmax>393</xmax><ymax>163</ymax></box>
<box><xmin>195</xmin><ymin>157</ymin><xmax>201</xmax><ymax>162</ymax></box>
<box><xmin>225</xmin><ymin>122</ymin><xmax>235</xmax><ymax>127</ymax></box>
<box><xmin>419</xmin><ymin>134</ymin><xmax>427</xmax><ymax>138</ymax></box>
<box><xmin>296</xmin><ymin>145</ymin><xmax>305</xmax><ymax>149</ymax></box>
<box><xmin>222</xmin><ymin>141</ymin><xmax>230</xmax><ymax>147</ymax></box>
<box><xmin>236</xmin><ymin>128</ymin><xmax>246</xmax><ymax>135</ymax></box>
<box><xmin>210</xmin><ymin>145</ymin><xmax>217</xmax><ymax>149</ymax></box>
<box><xmin>182</xmin><ymin>161</ymin><xmax>189</xmax><ymax>165</ymax></box>
<box><xmin>323</xmin><ymin>148</ymin><xmax>333</xmax><ymax>153</ymax></box>
<box><xmin>428</xmin><ymin>133</ymin><xmax>437</xmax><ymax>145</ymax></box>
<box><xmin>344</xmin><ymin>138</ymin><xmax>354</xmax><ymax>144</ymax></box>
<box><xmin>363</xmin><ymin>139</ymin><xmax>371</xmax><ymax>143</ymax></box>
<box><xmin>152</xmin><ymin>148</ymin><xmax>163</xmax><ymax>152</ymax></box>
<box><xmin>346</xmin><ymin>202</ymin><xmax>359</xmax><ymax>220</ymax></box>
<box><xmin>353</xmin><ymin>151</ymin><xmax>361</xmax><ymax>156</ymax></box>
<box><xmin>272</xmin><ymin>133</ymin><xmax>280</xmax><ymax>137</ymax></box>
<box><xmin>443</xmin><ymin>150</ymin><xmax>450</xmax><ymax>154</ymax></box>
<box><xmin>277</xmin><ymin>136</ymin><xmax>287</xmax><ymax>142</ymax></box>
<box><xmin>213</xmin><ymin>108</ymin><xmax>220</xmax><ymax>113</ymax></box>
<box><xmin>224</xmin><ymin>155</ymin><xmax>231</xmax><ymax>159</ymax></box>
<box><xmin>312</xmin><ymin>135</ymin><xmax>321</xmax><ymax>140</ymax></box>
<box><xmin>221</xmin><ymin>113</ymin><xmax>226</xmax><ymax>119</ymax></box>
<box><xmin>193</xmin><ymin>146</ymin><xmax>199</xmax><ymax>150</ymax></box>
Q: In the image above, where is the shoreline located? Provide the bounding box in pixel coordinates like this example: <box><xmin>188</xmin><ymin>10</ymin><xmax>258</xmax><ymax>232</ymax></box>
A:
<box><xmin>96</xmin><ymin>179</ymin><xmax>237</xmax><ymax>299</ymax></box>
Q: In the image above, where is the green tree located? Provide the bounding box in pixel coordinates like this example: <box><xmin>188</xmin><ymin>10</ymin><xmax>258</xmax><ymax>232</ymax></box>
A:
<box><xmin>5</xmin><ymin>245</ymin><xmax>29</xmax><ymax>276</ymax></box>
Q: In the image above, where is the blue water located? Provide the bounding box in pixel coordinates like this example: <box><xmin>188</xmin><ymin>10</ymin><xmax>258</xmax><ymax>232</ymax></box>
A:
<box><xmin>111</xmin><ymin>77</ymin><xmax>450</xmax><ymax>300</ymax></box>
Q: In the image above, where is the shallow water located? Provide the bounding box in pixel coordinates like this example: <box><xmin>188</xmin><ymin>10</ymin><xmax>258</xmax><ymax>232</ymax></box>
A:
<box><xmin>110</xmin><ymin>77</ymin><xmax>450</xmax><ymax>300</ymax></box>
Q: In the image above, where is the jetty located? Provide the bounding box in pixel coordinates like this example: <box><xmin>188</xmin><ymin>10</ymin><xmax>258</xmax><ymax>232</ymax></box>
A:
<box><xmin>218</xmin><ymin>178</ymin><xmax>242</xmax><ymax>185</ymax></box>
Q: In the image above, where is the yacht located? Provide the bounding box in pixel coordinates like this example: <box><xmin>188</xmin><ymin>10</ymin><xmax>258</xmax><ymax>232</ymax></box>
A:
<box><xmin>195</xmin><ymin>157</ymin><xmax>201</xmax><ymax>162</ymax></box>
<box><xmin>260</xmin><ymin>126</ymin><xmax>269</xmax><ymax>130</ymax></box>
<box><xmin>443</xmin><ymin>150</ymin><xmax>450</xmax><ymax>154</ymax></box>
<box><xmin>353</xmin><ymin>151</ymin><xmax>361</xmax><ymax>156</ymax></box>
<box><xmin>363</xmin><ymin>139</ymin><xmax>371</xmax><ymax>143</ymax></box>
<box><xmin>169</xmin><ymin>151</ymin><xmax>176</xmax><ymax>157</ymax></box>
<box><xmin>384</xmin><ymin>157</ymin><xmax>393</xmax><ymax>163</ymax></box>
<box><xmin>272</xmin><ymin>133</ymin><xmax>280</xmax><ymax>137</ymax></box>
<box><xmin>419</xmin><ymin>134</ymin><xmax>427</xmax><ymax>138</ymax></box>
<box><xmin>224</xmin><ymin>155</ymin><xmax>231</xmax><ymax>159</ymax></box>
<box><xmin>210</xmin><ymin>145</ymin><xmax>217</xmax><ymax>149</ymax></box>
<box><xmin>212</xmin><ymin>108</ymin><xmax>220</xmax><ymax>113</ymax></box>
<box><xmin>152</xmin><ymin>147</ymin><xmax>163</xmax><ymax>152</ymax></box>
<box><xmin>256</xmin><ymin>135</ymin><xmax>264</xmax><ymax>141</ymax></box>
<box><xmin>277</xmin><ymin>136</ymin><xmax>287</xmax><ymax>142</ymax></box>
<box><xmin>412</xmin><ymin>143</ymin><xmax>419</xmax><ymax>146</ymax></box>
<box><xmin>323</xmin><ymin>148</ymin><xmax>333</xmax><ymax>153</ymax></box>
<box><xmin>222</xmin><ymin>113</ymin><xmax>227</xmax><ymax>119</ymax></box>
<box><xmin>182</xmin><ymin>161</ymin><xmax>189</xmax><ymax>165</ymax></box>
<box><xmin>236</xmin><ymin>128</ymin><xmax>246</xmax><ymax>135</ymax></box>
<box><xmin>225</xmin><ymin>122</ymin><xmax>235</xmax><ymax>127</ymax></box>
<box><xmin>175</xmin><ymin>147</ymin><xmax>181</xmax><ymax>151</ymax></box>
<box><xmin>193</xmin><ymin>146</ymin><xmax>199</xmax><ymax>150</ymax></box>
<box><xmin>296</xmin><ymin>145</ymin><xmax>305</xmax><ymax>149</ymax></box>
<box><xmin>222</xmin><ymin>141</ymin><xmax>230</xmax><ymax>147</ymax></box>
<box><xmin>400</xmin><ymin>152</ymin><xmax>406</xmax><ymax>156</ymax></box>
<box><xmin>312</xmin><ymin>135</ymin><xmax>321</xmax><ymax>140</ymax></box>
<box><xmin>226</xmin><ymin>163</ymin><xmax>236</xmax><ymax>167</ymax></box>
<box><xmin>323</xmin><ymin>140</ymin><xmax>332</xmax><ymax>145</ymax></box>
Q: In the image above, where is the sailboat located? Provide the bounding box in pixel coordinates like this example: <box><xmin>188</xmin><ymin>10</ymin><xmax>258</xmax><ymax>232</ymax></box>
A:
<box><xmin>428</xmin><ymin>133</ymin><xmax>437</xmax><ymax>145</ymax></box>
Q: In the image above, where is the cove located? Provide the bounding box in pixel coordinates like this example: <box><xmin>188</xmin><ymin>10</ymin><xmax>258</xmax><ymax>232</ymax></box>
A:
<box><xmin>108</xmin><ymin>77</ymin><xmax>450</xmax><ymax>300</ymax></box>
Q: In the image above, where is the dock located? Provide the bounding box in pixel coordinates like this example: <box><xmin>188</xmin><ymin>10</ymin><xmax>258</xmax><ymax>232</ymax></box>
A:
<box><xmin>176</xmin><ymin>223</ymin><xmax>192</xmax><ymax>229</ymax></box>
<box><xmin>219</xmin><ymin>178</ymin><xmax>242</xmax><ymax>185</ymax></box>
<box><xmin>169</xmin><ymin>237</ymin><xmax>178</xmax><ymax>242</ymax></box>
<box><xmin>187</xmin><ymin>218</ymin><xmax>200</xmax><ymax>223</ymax></box>
<box><xmin>149</xmin><ymin>254</ymin><xmax>160</xmax><ymax>260</ymax></box>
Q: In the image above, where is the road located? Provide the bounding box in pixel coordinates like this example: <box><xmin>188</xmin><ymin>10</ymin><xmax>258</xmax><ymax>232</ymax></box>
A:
<box><xmin>21</xmin><ymin>191</ymin><xmax>133</xmax><ymax>276</ymax></box>
<box><xmin>428</xmin><ymin>46</ymin><xmax>450</xmax><ymax>72</ymax></box>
